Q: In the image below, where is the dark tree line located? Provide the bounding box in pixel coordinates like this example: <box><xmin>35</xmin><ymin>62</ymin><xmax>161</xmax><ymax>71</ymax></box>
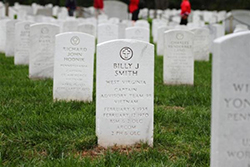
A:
<box><xmin>2</xmin><ymin>0</ymin><xmax>250</xmax><ymax>10</ymax></box>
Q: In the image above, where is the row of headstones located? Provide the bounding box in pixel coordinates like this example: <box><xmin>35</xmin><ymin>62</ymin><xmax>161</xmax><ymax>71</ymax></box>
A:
<box><xmin>28</xmin><ymin>26</ymin><xmax>195</xmax><ymax>147</ymax></box>
<box><xmin>11</xmin><ymin>22</ymin><xmax>192</xmax><ymax>85</ymax></box>
<box><xmin>153</xmin><ymin>18</ymin><xmax>249</xmax><ymax>59</ymax></box>
<box><xmin>0</xmin><ymin>19</ymin><xmax>151</xmax><ymax>62</ymax></box>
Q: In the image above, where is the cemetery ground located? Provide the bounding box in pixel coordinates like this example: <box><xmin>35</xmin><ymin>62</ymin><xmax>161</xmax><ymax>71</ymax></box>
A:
<box><xmin>0</xmin><ymin>51</ymin><xmax>211</xmax><ymax>166</ymax></box>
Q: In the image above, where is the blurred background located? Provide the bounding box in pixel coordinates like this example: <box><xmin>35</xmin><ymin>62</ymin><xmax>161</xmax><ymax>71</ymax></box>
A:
<box><xmin>2</xmin><ymin>0</ymin><xmax>250</xmax><ymax>11</ymax></box>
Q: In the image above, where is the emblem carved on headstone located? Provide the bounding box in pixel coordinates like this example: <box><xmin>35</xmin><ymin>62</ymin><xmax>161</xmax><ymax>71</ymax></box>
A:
<box><xmin>41</xmin><ymin>27</ymin><xmax>49</xmax><ymax>34</ymax></box>
<box><xmin>70</xmin><ymin>36</ymin><xmax>80</xmax><ymax>46</ymax></box>
<box><xmin>24</xmin><ymin>24</ymin><xmax>30</xmax><ymax>30</ymax></box>
<box><xmin>120</xmin><ymin>47</ymin><xmax>133</xmax><ymax>60</ymax></box>
<box><xmin>176</xmin><ymin>33</ymin><xmax>184</xmax><ymax>40</ymax></box>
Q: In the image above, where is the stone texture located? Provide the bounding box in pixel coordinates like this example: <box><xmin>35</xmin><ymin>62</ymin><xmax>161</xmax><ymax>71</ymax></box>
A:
<box><xmin>29</xmin><ymin>23</ymin><xmax>60</xmax><ymax>79</ymax></box>
<box><xmin>191</xmin><ymin>27</ymin><xmax>210</xmax><ymax>61</ymax></box>
<box><xmin>5</xmin><ymin>20</ymin><xmax>18</xmax><ymax>57</ymax></box>
<box><xmin>53</xmin><ymin>32</ymin><xmax>95</xmax><ymax>102</ymax></box>
<box><xmin>125</xmin><ymin>27</ymin><xmax>149</xmax><ymax>43</ymax></box>
<box><xmin>0</xmin><ymin>19</ymin><xmax>10</xmax><ymax>52</ymax></box>
<box><xmin>14</xmin><ymin>21</ymin><xmax>32</xmax><ymax>65</ymax></box>
<box><xmin>96</xmin><ymin>39</ymin><xmax>154</xmax><ymax>147</ymax></box>
<box><xmin>104</xmin><ymin>1</ymin><xmax>128</xmax><ymax>20</ymax></box>
<box><xmin>211</xmin><ymin>31</ymin><xmax>250</xmax><ymax>167</ymax></box>
<box><xmin>78</xmin><ymin>23</ymin><xmax>96</xmax><ymax>37</ymax></box>
<box><xmin>62</xmin><ymin>20</ymin><xmax>79</xmax><ymax>32</ymax></box>
<box><xmin>97</xmin><ymin>23</ymin><xmax>118</xmax><ymax>44</ymax></box>
<box><xmin>164</xmin><ymin>30</ymin><xmax>194</xmax><ymax>85</ymax></box>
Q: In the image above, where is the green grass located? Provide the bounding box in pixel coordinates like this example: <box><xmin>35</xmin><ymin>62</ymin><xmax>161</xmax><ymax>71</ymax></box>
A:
<box><xmin>0</xmin><ymin>52</ymin><xmax>211</xmax><ymax>166</ymax></box>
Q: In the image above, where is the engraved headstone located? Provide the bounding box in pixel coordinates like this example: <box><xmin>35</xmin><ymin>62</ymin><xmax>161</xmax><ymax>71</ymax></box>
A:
<box><xmin>164</xmin><ymin>30</ymin><xmax>194</xmax><ymax>85</ymax></box>
<box><xmin>211</xmin><ymin>31</ymin><xmax>250</xmax><ymax>167</ymax></box>
<box><xmin>53</xmin><ymin>32</ymin><xmax>95</xmax><ymax>101</ymax></box>
<box><xmin>97</xmin><ymin>23</ymin><xmax>118</xmax><ymax>44</ymax></box>
<box><xmin>191</xmin><ymin>27</ymin><xmax>210</xmax><ymax>61</ymax></box>
<box><xmin>125</xmin><ymin>27</ymin><xmax>149</xmax><ymax>43</ymax></box>
<box><xmin>14</xmin><ymin>21</ymin><xmax>32</xmax><ymax>65</ymax></box>
<box><xmin>5</xmin><ymin>20</ymin><xmax>18</xmax><ymax>57</ymax></box>
<box><xmin>29</xmin><ymin>23</ymin><xmax>60</xmax><ymax>79</ymax></box>
<box><xmin>96</xmin><ymin>39</ymin><xmax>154</xmax><ymax>147</ymax></box>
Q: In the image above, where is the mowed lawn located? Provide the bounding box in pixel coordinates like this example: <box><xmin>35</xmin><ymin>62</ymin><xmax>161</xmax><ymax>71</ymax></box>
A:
<box><xmin>0</xmin><ymin>51</ymin><xmax>211</xmax><ymax>166</ymax></box>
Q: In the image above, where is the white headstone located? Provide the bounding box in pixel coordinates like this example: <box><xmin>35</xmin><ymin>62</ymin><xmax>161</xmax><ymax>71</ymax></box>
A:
<box><xmin>78</xmin><ymin>23</ymin><xmax>96</xmax><ymax>37</ymax></box>
<box><xmin>125</xmin><ymin>27</ymin><xmax>149</xmax><ymax>43</ymax></box>
<box><xmin>53</xmin><ymin>32</ymin><xmax>95</xmax><ymax>102</ymax></box>
<box><xmin>97</xmin><ymin>23</ymin><xmax>118</xmax><ymax>44</ymax></box>
<box><xmin>62</xmin><ymin>20</ymin><xmax>79</xmax><ymax>32</ymax></box>
<box><xmin>157</xmin><ymin>26</ymin><xmax>172</xmax><ymax>56</ymax></box>
<box><xmin>152</xmin><ymin>19</ymin><xmax>166</xmax><ymax>43</ymax></box>
<box><xmin>0</xmin><ymin>6</ymin><xmax>6</xmax><ymax>18</ymax></box>
<box><xmin>104</xmin><ymin>1</ymin><xmax>128</xmax><ymax>20</ymax></box>
<box><xmin>108</xmin><ymin>17</ymin><xmax>120</xmax><ymax>24</ymax></box>
<box><xmin>191</xmin><ymin>27</ymin><xmax>210</xmax><ymax>61</ymax></box>
<box><xmin>0</xmin><ymin>19</ymin><xmax>10</xmax><ymax>52</ymax></box>
<box><xmin>5</xmin><ymin>20</ymin><xmax>18</xmax><ymax>57</ymax></box>
<box><xmin>211</xmin><ymin>31</ymin><xmax>250</xmax><ymax>167</ymax></box>
<box><xmin>29</xmin><ymin>23</ymin><xmax>60</xmax><ymax>79</ymax></box>
<box><xmin>14</xmin><ymin>21</ymin><xmax>32</xmax><ymax>65</ymax></box>
<box><xmin>96</xmin><ymin>39</ymin><xmax>154</xmax><ymax>147</ymax></box>
<box><xmin>118</xmin><ymin>22</ymin><xmax>127</xmax><ymax>39</ymax></box>
<box><xmin>164</xmin><ymin>30</ymin><xmax>194</xmax><ymax>85</ymax></box>
<box><xmin>36</xmin><ymin>8</ymin><xmax>53</xmax><ymax>17</ymax></box>
<box><xmin>213</xmin><ymin>24</ymin><xmax>225</xmax><ymax>39</ymax></box>
<box><xmin>134</xmin><ymin>20</ymin><xmax>150</xmax><ymax>30</ymax></box>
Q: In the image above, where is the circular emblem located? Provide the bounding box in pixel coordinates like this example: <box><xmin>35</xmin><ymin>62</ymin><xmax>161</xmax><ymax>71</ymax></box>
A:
<box><xmin>106</xmin><ymin>26</ymin><xmax>111</xmax><ymax>31</ymax></box>
<box><xmin>41</xmin><ymin>27</ymin><xmax>49</xmax><ymax>34</ymax></box>
<box><xmin>135</xmin><ymin>29</ymin><xmax>141</xmax><ymax>35</ymax></box>
<box><xmin>24</xmin><ymin>24</ymin><xmax>30</xmax><ymax>30</ymax></box>
<box><xmin>176</xmin><ymin>33</ymin><xmax>184</xmax><ymax>40</ymax></box>
<box><xmin>70</xmin><ymin>36</ymin><xmax>80</xmax><ymax>46</ymax></box>
<box><xmin>120</xmin><ymin>47</ymin><xmax>133</xmax><ymax>61</ymax></box>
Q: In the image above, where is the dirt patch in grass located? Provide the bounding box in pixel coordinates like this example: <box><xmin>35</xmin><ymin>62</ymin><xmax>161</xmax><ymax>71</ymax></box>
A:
<box><xmin>76</xmin><ymin>143</ymin><xmax>150</xmax><ymax>159</ymax></box>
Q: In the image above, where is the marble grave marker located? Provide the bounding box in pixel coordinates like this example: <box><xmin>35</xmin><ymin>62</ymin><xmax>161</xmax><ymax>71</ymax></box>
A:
<box><xmin>53</xmin><ymin>32</ymin><xmax>95</xmax><ymax>101</ymax></box>
<box><xmin>97</xmin><ymin>23</ymin><xmax>118</xmax><ymax>44</ymax></box>
<box><xmin>29</xmin><ymin>23</ymin><xmax>60</xmax><ymax>79</ymax></box>
<box><xmin>5</xmin><ymin>20</ymin><xmax>18</xmax><ymax>57</ymax></box>
<box><xmin>96</xmin><ymin>39</ymin><xmax>154</xmax><ymax>147</ymax></box>
<box><xmin>125</xmin><ymin>27</ymin><xmax>149</xmax><ymax>43</ymax></box>
<box><xmin>164</xmin><ymin>30</ymin><xmax>194</xmax><ymax>85</ymax></box>
<box><xmin>14</xmin><ymin>21</ymin><xmax>32</xmax><ymax>65</ymax></box>
<box><xmin>191</xmin><ymin>27</ymin><xmax>210</xmax><ymax>61</ymax></box>
<box><xmin>211</xmin><ymin>31</ymin><xmax>250</xmax><ymax>167</ymax></box>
